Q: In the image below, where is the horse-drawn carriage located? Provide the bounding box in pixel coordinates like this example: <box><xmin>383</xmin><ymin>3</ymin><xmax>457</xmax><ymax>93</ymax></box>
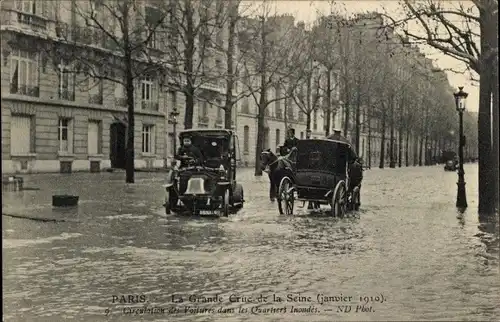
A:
<box><xmin>276</xmin><ymin>138</ymin><xmax>363</xmax><ymax>217</ymax></box>
<box><xmin>163</xmin><ymin>129</ymin><xmax>244</xmax><ymax>216</ymax></box>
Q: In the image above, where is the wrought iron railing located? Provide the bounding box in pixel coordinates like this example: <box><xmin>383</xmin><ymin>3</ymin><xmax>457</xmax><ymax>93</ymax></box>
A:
<box><xmin>17</xmin><ymin>12</ymin><xmax>47</xmax><ymax>29</ymax></box>
<box><xmin>89</xmin><ymin>94</ymin><xmax>103</xmax><ymax>105</ymax></box>
<box><xmin>198</xmin><ymin>115</ymin><xmax>209</xmax><ymax>123</ymax></box>
<box><xmin>10</xmin><ymin>84</ymin><xmax>40</xmax><ymax>97</ymax></box>
<box><xmin>141</xmin><ymin>101</ymin><xmax>159</xmax><ymax>111</ymax></box>
<box><xmin>59</xmin><ymin>89</ymin><xmax>75</xmax><ymax>101</ymax></box>
<box><xmin>115</xmin><ymin>97</ymin><xmax>127</xmax><ymax>107</ymax></box>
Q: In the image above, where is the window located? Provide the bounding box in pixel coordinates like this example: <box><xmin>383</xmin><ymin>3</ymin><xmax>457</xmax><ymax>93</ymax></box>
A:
<box><xmin>10</xmin><ymin>49</ymin><xmax>39</xmax><ymax>97</ymax></box>
<box><xmin>16</xmin><ymin>0</ymin><xmax>36</xmax><ymax>14</ymax></box>
<box><xmin>201</xmin><ymin>101</ymin><xmax>209</xmax><ymax>119</ymax></box>
<box><xmin>243</xmin><ymin>126</ymin><xmax>249</xmax><ymax>153</ymax></box>
<box><xmin>88</xmin><ymin>120</ymin><xmax>101</xmax><ymax>155</ymax></box>
<box><xmin>300</xmin><ymin>131</ymin><xmax>304</xmax><ymax>139</ymax></box>
<box><xmin>114</xmin><ymin>83</ymin><xmax>126</xmax><ymax>107</ymax></box>
<box><xmin>10</xmin><ymin>115</ymin><xmax>34</xmax><ymax>155</ymax></box>
<box><xmin>298</xmin><ymin>110</ymin><xmax>304</xmax><ymax>122</ymax></box>
<box><xmin>170</xmin><ymin>90</ymin><xmax>177</xmax><ymax>108</ymax></box>
<box><xmin>276</xmin><ymin>129</ymin><xmax>281</xmax><ymax>147</ymax></box>
<box><xmin>286</xmin><ymin>99</ymin><xmax>294</xmax><ymax>120</ymax></box>
<box><xmin>58</xmin><ymin>118</ymin><xmax>73</xmax><ymax>153</ymax></box>
<box><xmin>88</xmin><ymin>77</ymin><xmax>103</xmax><ymax>104</ymax></box>
<box><xmin>145</xmin><ymin>6</ymin><xmax>162</xmax><ymax>49</ymax></box>
<box><xmin>141</xmin><ymin>77</ymin><xmax>157</xmax><ymax>110</ymax></box>
<box><xmin>264</xmin><ymin>128</ymin><xmax>270</xmax><ymax>150</ymax></box>
<box><xmin>141</xmin><ymin>77</ymin><xmax>153</xmax><ymax>101</ymax></box>
<box><xmin>275</xmin><ymin>86</ymin><xmax>281</xmax><ymax>117</ymax></box>
<box><xmin>58</xmin><ymin>61</ymin><xmax>75</xmax><ymax>101</ymax></box>
<box><xmin>217</xmin><ymin>107</ymin><xmax>223</xmax><ymax>123</ymax></box>
<box><xmin>142</xmin><ymin>124</ymin><xmax>155</xmax><ymax>153</ymax></box>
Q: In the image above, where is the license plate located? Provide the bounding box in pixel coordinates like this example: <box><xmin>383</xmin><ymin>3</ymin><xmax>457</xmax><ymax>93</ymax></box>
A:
<box><xmin>199</xmin><ymin>210</ymin><xmax>219</xmax><ymax>215</ymax></box>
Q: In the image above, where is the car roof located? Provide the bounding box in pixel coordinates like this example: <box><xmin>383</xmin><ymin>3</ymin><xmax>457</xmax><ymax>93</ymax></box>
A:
<box><xmin>298</xmin><ymin>138</ymin><xmax>351</xmax><ymax>146</ymax></box>
<box><xmin>180</xmin><ymin>128</ymin><xmax>234</xmax><ymax>136</ymax></box>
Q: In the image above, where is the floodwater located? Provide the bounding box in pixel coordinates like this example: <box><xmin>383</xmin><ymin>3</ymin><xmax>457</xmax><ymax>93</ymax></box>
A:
<box><xmin>2</xmin><ymin>164</ymin><xmax>499</xmax><ymax>321</ymax></box>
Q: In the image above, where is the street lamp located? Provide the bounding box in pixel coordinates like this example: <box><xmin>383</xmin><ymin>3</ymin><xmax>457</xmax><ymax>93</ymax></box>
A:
<box><xmin>453</xmin><ymin>86</ymin><xmax>468</xmax><ymax>209</ymax></box>
<box><xmin>169</xmin><ymin>107</ymin><xmax>180</xmax><ymax>155</ymax></box>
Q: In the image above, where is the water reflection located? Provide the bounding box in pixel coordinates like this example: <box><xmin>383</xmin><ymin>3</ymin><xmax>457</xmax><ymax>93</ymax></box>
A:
<box><xmin>476</xmin><ymin>218</ymin><xmax>500</xmax><ymax>260</ymax></box>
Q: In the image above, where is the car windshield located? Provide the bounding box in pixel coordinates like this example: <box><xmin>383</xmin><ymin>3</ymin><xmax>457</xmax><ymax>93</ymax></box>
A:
<box><xmin>180</xmin><ymin>132</ymin><xmax>231</xmax><ymax>158</ymax></box>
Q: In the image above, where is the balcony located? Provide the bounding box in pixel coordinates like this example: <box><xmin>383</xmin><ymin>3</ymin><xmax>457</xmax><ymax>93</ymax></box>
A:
<box><xmin>89</xmin><ymin>94</ymin><xmax>103</xmax><ymax>105</ymax></box>
<box><xmin>115</xmin><ymin>97</ymin><xmax>127</xmax><ymax>107</ymax></box>
<box><xmin>1</xmin><ymin>9</ymin><xmax>48</xmax><ymax>29</ymax></box>
<box><xmin>59</xmin><ymin>89</ymin><xmax>75</xmax><ymax>101</ymax></box>
<box><xmin>141</xmin><ymin>100</ymin><xmax>159</xmax><ymax>111</ymax></box>
<box><xmin>16</xmin><ymin>11</ymin><xmax>47</xmax><ymax>29</ymax></box>
<box><xmin>10</xmin><ymin>84</ymin><xmax>40</xmax><ymax>97</ymax></box>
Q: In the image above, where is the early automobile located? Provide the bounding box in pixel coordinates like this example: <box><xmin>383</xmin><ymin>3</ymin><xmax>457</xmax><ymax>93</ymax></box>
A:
<box><xmin>277</xmin><ymin>138</ymin><xmax>363</xmax><ymax>217</ymax></box>
<box><xmin>163</xmin><ymin>129</ymin><xmax>244</xmax><ymax>216</ymax></box>
<box><xmin>442</xmin><ymin>151</ymin><xmax>458</xmax><ymax>171</ymax></box>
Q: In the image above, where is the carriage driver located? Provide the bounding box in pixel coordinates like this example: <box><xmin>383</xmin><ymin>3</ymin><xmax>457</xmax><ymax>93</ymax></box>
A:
<box><xmin>176</xmin><ymin>137</ymin><xmax>204</xmax><ymax>166</ymax></box>
<box><xmin>284</xmin><ymin>128</ymin><xmax>299</xmax><ymax>152</ymax></box>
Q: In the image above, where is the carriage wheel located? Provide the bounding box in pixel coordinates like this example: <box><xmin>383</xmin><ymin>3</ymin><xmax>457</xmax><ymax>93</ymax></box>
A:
<box><xmin>222</xmin><ymin>189</ymin><xmax>230</xmax><ymax>217</ymax></box>
<box><xmin>331</xmin><ymin>181</ymin><xmax>347</xmax><ymax>218</ymax></box>
<box><xmin>278</xmin><ymin>177</ymin><xmax>294</xmax><ymax>215</ymax></box>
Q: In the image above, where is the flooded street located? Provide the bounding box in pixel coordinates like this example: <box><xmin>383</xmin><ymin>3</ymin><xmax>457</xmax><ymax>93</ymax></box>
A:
<box><xmin>2</xmin><ymin>165</ymin><xmax>499</xmax><ymax>321</ymax></box>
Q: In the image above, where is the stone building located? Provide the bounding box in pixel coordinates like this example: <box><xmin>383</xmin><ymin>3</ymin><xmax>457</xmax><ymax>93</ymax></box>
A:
<box><xmin>235</xmin><ymin>15</ymin><xmax>329</xmax><ymax>166</ymax></box>
<box><xmin>1</xmin><ymin>0</ymin><xmax>236</xmax><ymax>173</ymax></box>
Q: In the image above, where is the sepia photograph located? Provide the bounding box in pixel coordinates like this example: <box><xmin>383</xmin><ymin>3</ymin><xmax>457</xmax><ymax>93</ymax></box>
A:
<box><xmin>1</xmin><ymin>0</ymin><xmax>499</xmax><ymax>321</ymax></box>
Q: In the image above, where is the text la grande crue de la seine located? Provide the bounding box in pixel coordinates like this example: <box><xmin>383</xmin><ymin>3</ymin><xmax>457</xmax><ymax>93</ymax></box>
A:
<box><xmin>170</xmin><ymin>293</ymin><xmax>386</xmax><ymax>305</ymax></box>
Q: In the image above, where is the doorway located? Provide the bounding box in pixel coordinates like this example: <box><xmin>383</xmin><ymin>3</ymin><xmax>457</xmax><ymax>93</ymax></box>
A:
<box><xmin>110</xmin><ymin>122</ymin><xmax>126</xmax><ymax>169</ymax></box>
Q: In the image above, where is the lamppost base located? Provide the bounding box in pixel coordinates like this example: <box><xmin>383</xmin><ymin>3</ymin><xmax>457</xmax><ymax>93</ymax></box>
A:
<box><xmin>456</xmin><ymin>181</ymin><xmax>468</xmax><ymax>209</ymax></box>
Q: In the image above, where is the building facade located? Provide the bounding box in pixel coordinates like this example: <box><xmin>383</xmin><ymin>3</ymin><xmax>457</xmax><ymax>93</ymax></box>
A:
<box><xmin>1</xmin><ymin>0</ymin><xmax>169</xmax><ymax>173</ymax></box>
<box><xmin>1</xmin><ymin>0</ymin><xmax>237</xmax><ymax>174</ymax></box>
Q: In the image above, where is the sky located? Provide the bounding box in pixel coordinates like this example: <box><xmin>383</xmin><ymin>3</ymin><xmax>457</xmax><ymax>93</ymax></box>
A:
<box><xmin>248</xmin><ymin>0</ymin><xmax>480</xmax><ymax>112</ymax></box>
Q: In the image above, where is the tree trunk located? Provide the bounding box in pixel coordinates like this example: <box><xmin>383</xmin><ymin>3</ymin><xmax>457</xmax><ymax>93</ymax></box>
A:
<box><xmin>306</xmin><ymin>113</ymin><xmax>312</xmax><ymax>137</ymax></box>
<box><xmin>492</xmin><ymin>55</ymin><xmax>499</xmax><ymax>211</ymax></box>
<box><xmin>398</xmin><ymin>97</ymin><xmax>404</xmax><ymax>168</ymax></box>
<box><xmin>123</xmin><ymin>6</ymin><xmax>134</xmax><ymax>184</ymax></box>
<box><xmin>413</xmin><ymin>135</ymin><xmax>419</xmax><ymax>166</ymax></box>
<box><xmin>389</xmin><ymin>95</ymin><xmax>396</xmax><ymax>168</ymax></box>
<box><xmin>418</xmin><ymin>136</ymin><xmax>424</xmax><ymax>166</ymax></box>
<box><xmin>183</xmin><ymin>2</ymin><xmax>195</xmax><ymax>129</ymax></box>
<box><xmin>368</xmin><ymin>115</ymin><xmax>372</xmax><ymax>168</ymax></box>
<box><xmin>325</xmin><ymin>69</ymin><xmax>332</xmax><ymax>136</ymax></box>
<box><xmin>343</xmin><ymin>101</ymin><xmax>350</xmax><ymax>137</ymax></box>
<box><xmin>254</xmin><ymin>16</ymin><xmax>267</xmax><ymax>177</ymax></box>
<box><xmin>224</xmin><ymin>8</ymin><xmax>236</xmax><ymax>130</ymax></box>
<box><xmin>355</xmin><ymin>90</ymin><xmax>361</xmax><ymax>155</ymax></box>
<box><xmin>405</xmin><ymin>129</ymin><xmax>410</xmax><ymax>167</ymax></box>
<box><xmin>379</xmin><ymin>103</ymin><xmax>386</xmax><ymax>169</ymax></box>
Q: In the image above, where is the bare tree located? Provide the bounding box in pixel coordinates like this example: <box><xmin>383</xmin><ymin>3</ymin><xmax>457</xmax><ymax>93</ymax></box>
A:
<box><xmin>382</xmin><ymin>0</ymin><xmax>498</xmax><ymax>215</ymax></box>
<box><xmin>45</xmin><ymin>0</ymin><xmax>166</xmax><ymax>183</ymax></box>
<box><xmin>238</xmin><ymin>10</ymin><xmax>307</xmax><ymax>176</ymax></box>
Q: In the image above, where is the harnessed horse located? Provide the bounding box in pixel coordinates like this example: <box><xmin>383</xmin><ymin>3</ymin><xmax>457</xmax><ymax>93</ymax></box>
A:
<box><xmin>260</xmin><ymin>149</ymin><xmax>295</xmax><ymax>201</ymax></box>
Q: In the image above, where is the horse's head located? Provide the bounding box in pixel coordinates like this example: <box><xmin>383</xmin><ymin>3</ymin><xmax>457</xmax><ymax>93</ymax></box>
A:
<box><xmin>260</xmin><ymin>149</ymin><xmax>277</xmax><ymax>171</ymax></box>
